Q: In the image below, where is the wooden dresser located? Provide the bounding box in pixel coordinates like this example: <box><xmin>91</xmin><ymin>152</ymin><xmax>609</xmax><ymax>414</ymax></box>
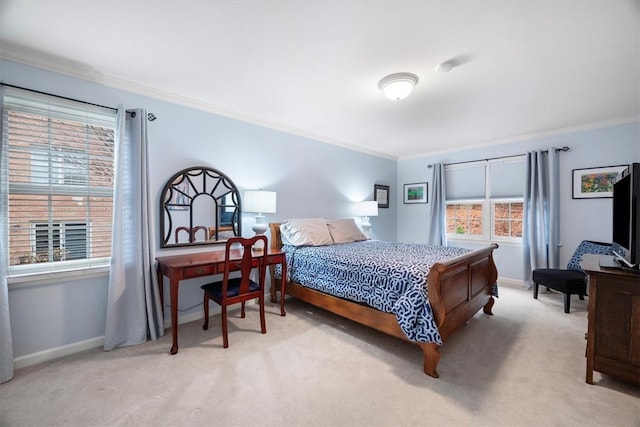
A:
<box><xmin>582</xmin><ymin>254</ymin><xmax>640</xmax><ymax>385</ymax></box>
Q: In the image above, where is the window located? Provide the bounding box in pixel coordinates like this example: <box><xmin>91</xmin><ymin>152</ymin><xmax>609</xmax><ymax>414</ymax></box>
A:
<box><xmin>1</xmin><ymin>86</ymin><xmax>116</xmax><ymax>276</ymax></box>
<box><xmin>446</xmin><ymin>201</ymin><xmax>485</xmax><ymax>238</ymax></box>
<box><xmin>492</xmin><ymin>200</ymin><xmax>523</xmax><ymax>241</ymax></box>
<box><xmin>445</xmin><ymin>157</ymin><xmax>525</xmax><ymax>242</ymax></box>
<box><xmin>30</xmin><ymin>222</ymin><xmax>88</xmax><ymax>263</ymax></box>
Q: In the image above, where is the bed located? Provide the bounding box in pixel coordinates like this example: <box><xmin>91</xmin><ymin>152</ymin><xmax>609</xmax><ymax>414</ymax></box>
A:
<box><xmin>268</xmin><ymin>219</ymin><xmax>499</xmax><ymax>378</ymax></box>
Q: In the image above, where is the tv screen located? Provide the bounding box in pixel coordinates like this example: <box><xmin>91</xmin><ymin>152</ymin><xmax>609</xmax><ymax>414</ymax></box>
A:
<box><xmin>612</xmin><ymin>163</ymin><xmax>639</xmax><ymax>268</ymax></box>
<box><xmin>612</xmin><ymin>171</ymin><xmax>630</xmax><ymax>249</ymax></box>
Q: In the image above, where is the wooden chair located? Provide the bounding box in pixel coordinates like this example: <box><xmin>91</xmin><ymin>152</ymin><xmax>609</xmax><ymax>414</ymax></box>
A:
<box><xmin>201</xmin><ymin>235</ymin><xmax>268</xmax><ymax>348</ymax></box>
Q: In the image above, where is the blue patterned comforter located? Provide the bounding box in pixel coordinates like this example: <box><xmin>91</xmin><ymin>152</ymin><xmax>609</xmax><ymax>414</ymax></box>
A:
<box><xmin>280</xmin><ymin>241</ymin><xmax>471</xmax><ymax>345</ymax></box>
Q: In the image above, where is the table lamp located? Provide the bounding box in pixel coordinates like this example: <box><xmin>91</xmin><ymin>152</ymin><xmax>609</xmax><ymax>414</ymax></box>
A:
<box><xmin>355</xmin><ymin>201</ymin><xmax>378</xmax><ymax>232</ymax></box>
<box><xmin>243</xmin><ymin>190</ymin><xmax>277</xmax><ymax>235</ymax></box>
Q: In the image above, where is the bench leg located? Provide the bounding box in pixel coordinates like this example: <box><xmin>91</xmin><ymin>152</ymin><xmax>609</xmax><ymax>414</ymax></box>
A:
<box><xmin>563</xmin><ymin>294</ymin><xmax>570</xmax><ymax>313</ymax></box>
<box><xmin>533</xmin><ymin>282</ymin><xmax>539</xmax><ymax>299</ymax></box>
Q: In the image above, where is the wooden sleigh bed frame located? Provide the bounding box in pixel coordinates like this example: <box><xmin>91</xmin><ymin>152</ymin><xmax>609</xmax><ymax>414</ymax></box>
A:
<box><xmin>268</xmin><ymin>223</ymin><xmax>499</xmax><ymax>378</ymax></box>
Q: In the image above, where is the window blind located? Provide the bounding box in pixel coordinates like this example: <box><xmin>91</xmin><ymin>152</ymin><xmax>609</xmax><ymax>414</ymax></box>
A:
<box><xmin>445</xmin><ymin>156</ymin><xmax>525</xmax><ymax>200</ymax></box>
<box><xmin>489</xmin><ymin>157</ymin><xmax>525</xmax><ymax>198</ymax></box>
<box><xmin>445</xmin><ymin>161</ymin><xmax>486</xmax><ymax>200</ymax></box>
<box><xmin>2</xmin><ymin>86</ymin><xmax>116</xmax><ymax>275</ymax></box>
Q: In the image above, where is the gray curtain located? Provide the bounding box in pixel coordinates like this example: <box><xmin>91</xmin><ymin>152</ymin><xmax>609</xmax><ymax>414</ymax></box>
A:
<box><xmin>0</xmin><ymin>91</ymin><xmax>14</xmax><ymax>382</ymax></box>
<box><xmin>104</xmin><ymin>108</ymin><xmax>163</xmax><ymax>351</ymax></box>
<box><xmin>522</xmin><ymin>149</ymin><xmax>560</xmax><ymax>288</ymax></box>
<box><xmin>428</xmin><ymin>163</ymin><xmax>448</xmax><ymax>246</ymax></box>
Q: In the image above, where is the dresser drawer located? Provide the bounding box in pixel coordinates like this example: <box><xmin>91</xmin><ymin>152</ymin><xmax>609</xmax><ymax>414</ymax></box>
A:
<box><xmin>183</xmin><ymin>265</ymin><xmax>216</xmax><ymax>278</ymax></box>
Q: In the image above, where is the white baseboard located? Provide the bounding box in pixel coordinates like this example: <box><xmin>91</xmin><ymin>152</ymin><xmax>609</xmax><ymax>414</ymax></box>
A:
<box><xmin>161</xmin><ymin>301</ymin><xmax>254</xmax><ymax>329</ymax></box>
<box><xmin>163</xmin><ymin>310</ymin><xmax>207</xmax><ymax>329</ymax></box>
<box><xmin>13</xmin><ymin>336</ymin><xmax>105</xmax><ymax>370</ymax></box>
<box><xmin>14</xmin><ymin>308</ymin><xmax>230</xmax><ymax>370</ymax></box>
<box><xmin>497</xmin><ymin>277</ymin><xmax>525</xmax><ymax>289</ymax></box>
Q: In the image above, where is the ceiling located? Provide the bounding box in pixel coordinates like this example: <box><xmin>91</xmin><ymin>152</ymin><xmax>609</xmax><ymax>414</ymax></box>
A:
<box><xmin>0</xmin><ymin>1</ymin><xmax>638</xmax><ymax>159</ymax></box>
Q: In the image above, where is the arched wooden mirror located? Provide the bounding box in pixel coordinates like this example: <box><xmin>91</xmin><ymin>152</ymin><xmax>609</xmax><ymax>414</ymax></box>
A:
<box><xmin>160</xmin><ymin>166</ymin><xmax>241</xmax><ymax>248</ymax></box>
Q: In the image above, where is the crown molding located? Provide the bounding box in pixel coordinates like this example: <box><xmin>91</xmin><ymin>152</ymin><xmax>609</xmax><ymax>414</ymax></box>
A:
<box><xmin>401</xmin><ymin>116</ymin><xmax>640</xmax><ymax>161</ymax></box>
<box><xmin>2</xmin><ymin>51</ymin><xmax>635</xmax><ymax>163</ymax></box>
<box><xmin>0</xmin><ymin>50</ymin><xmax>397</xmax><ymax>160</ymax></box>
<box><xmin>108</xmin><ymin>77</ymin><xmax>397</xmax><ymax>161</ymax></box>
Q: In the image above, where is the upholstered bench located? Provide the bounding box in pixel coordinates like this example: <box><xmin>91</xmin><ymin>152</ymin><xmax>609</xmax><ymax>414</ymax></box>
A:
<box><xmin>532</xmin><ymin>240</ymin><xmax>612</xmax><ymax>313</ymax></box>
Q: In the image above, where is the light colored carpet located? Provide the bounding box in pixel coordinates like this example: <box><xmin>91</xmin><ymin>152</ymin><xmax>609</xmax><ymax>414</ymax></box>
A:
<box><xmin>1</xmin><ymin>285</ymin><xmax>638</xmax><ymax>427</ymax></box>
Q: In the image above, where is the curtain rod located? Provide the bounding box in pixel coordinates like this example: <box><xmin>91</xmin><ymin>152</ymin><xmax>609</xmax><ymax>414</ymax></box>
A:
<box><xmin>427</xmin><ymin>146</ymin><xmax>570</xmax><ymax>168</ymax></box>
<box><xmin>0</xmin><ymin>82</ymin><xmax>157</xmax><ymax>121</ymax></box>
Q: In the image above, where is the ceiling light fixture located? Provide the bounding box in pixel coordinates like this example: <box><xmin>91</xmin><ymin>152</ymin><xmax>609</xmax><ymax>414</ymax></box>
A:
<box><xmin>378</xmin><ymin>72</ymin><xmax>419</xmax><ymax>101</ymax></box>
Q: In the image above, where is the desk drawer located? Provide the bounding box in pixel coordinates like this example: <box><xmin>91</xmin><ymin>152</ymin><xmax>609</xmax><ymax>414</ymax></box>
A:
<box><xmin>183</xmin><ymin>265</ymin><xmax>217</xmax><ymax>278</ymax></box>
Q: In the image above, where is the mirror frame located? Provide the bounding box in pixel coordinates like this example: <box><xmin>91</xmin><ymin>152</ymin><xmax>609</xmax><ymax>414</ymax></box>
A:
<box><xmin>159</xmin><ymin>166</ymin><xmax>242</xmax><ymax>248</ymax></box>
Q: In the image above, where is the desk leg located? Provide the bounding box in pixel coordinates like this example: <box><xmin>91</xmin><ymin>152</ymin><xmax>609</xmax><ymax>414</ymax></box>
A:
<box><xmin>157</xmin><ymin>267</ymin><xmax>165</xmax><ymax>317</ymax></box>
<box><xmin>280</xmin><ymin>260</ymin><xmax>287</xmax><ymax>316</ymax></box>
<box><xmin>270</xmin><ymin>274</ymin><xmax>277</xmax><ymax>304</ymax></box>
<box><xmin>170</xmin><ymin>278</ymin><xmax>180</xmax><ymax>355</ymax></box>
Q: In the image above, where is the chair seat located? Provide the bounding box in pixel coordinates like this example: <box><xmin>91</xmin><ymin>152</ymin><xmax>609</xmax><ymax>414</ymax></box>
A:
<box><xmin>532</xmin><ymin>269</ymin><xmax>586</xmax><ymax>294</ymax></box>
<box><xmin>202</xmin><ymin>277</ymin><xmax>261</xmax><ymax>300</ymax></box>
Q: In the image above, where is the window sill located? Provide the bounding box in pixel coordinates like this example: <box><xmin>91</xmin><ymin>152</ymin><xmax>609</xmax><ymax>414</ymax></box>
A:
<box><xmin>448</xmin><ymin>237</ymin><xmax>522</xmax><ymax>247</ymax></box>
<box><xmin>8</xmin><ymin>266</ymin><xmax>110</xmax><ymax>289</ymax></box>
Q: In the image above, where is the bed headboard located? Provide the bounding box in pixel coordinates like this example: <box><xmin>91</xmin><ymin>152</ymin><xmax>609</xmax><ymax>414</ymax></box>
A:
<box><xmin>268</xmin><ymin>223</ymin><xmax>283</xmax><ymax>251</ymax></box>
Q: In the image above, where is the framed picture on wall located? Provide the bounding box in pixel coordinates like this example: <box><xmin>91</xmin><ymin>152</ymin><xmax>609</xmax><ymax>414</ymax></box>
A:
<box><xmin>374</xmin><ymin>184</ymin><xmax>389</xmax><ymax>208</ymax></box>
<box><xmin>403</xmin><ymin>182</ymin><xmax>428</xmax><ymax>204</ymax></box>
<box><xmin>572</xmin><ymin>165</ymin><xmax>627</xmax><ymax>199</ymax></box>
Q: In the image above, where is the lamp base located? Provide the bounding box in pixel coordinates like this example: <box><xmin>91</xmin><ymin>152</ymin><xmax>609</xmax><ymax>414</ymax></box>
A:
<box><xmin>251</xmin><ymin>215</ymin><xmax>267</xmax><ymax>252</ymax></box>
<box><xmin>252</xmin><ymin>214</ymin><xmax>268</xmax><ymax>235</ymax></box>
<box><xmin>361</xmin><ymin>216</ymin><xmax>372</xmax><ymax>232</ymax></box>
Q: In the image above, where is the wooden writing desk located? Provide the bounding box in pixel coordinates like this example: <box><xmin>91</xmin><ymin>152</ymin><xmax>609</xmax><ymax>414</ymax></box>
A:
<box><xmin>156</xmin><ymin>248</ymin><xmax>287</xmax><ymax>354</ymax></box>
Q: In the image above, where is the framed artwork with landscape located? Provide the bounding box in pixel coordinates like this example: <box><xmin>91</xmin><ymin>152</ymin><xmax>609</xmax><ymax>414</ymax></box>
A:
<box><xmin>572</xmin><ymin>165</ymin><xmax>627</xmax><ymax>199</ymax></box>
<box><xmin>403</xmin><ymin>182</ymin><xmax>428</xmax><ymax>204</ymax></box>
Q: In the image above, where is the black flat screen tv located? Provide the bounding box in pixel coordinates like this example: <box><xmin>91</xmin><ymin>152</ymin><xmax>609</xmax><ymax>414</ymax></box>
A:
<box><xmin>611</xmin><ymin>162</ymin><xmax>640</xmax><ymax>269</ymax></box>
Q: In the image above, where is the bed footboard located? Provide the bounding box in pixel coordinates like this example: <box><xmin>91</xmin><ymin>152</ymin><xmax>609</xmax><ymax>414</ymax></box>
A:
<box><xmin>426</xmin><ymin>244</ymin><xmax>498</xmax><ymax>343</ymax></box>
<box><xmin>268</xmin><ymin>223</ymin><xmax>498</xmax><ymax>378</ymax></box>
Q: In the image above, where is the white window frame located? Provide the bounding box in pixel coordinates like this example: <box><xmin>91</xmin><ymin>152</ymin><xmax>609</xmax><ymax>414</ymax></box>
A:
<box><xmin>446</xmin><ymin>156</ymin><xmax>524</xmax><ymax>243</ymax></box>
<box><xmin>445</xmin><ymin>199</ymin><xmax>487</xmax><ymax>241</ymax></box>
<box><xmin>2</xmin><ymin>86</ymin><xmax>116</xmax><ymax>279</ymax></box>
<box><xmin>491</xmin><ymin>198</ymin><xmax>524</xmax><ymax>243</ymax></box>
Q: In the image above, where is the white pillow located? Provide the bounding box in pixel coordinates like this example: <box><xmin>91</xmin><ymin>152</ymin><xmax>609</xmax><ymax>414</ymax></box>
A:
<box><xmin>326</xmin><ymin>218</ymin><xmax>368</xmax><ymax>244</ymax></box>
<box><xmin>280</xmin><ymin>218</ymin><xmax>333</xmax><ymax>247</ymax></box>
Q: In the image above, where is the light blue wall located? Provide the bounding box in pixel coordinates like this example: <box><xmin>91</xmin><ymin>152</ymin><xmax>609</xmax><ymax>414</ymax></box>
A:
<box><xmin>1</xmin><ymin>59</ymin><xmax>397</xmax><ymax>359</ymax></box>
<box><xmin>398</xmin><ymin>122</ymin><xmax>640</xmax><ymax>281</ymax></box>
<box><xmin>4</xmin><ymin>56</ymin><xmax>638</xmax><ymax>362</ymax></box>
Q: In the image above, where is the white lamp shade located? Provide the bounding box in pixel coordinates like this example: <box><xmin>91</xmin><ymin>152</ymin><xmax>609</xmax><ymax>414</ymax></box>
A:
<box><xmin>244</xmin><ymin>190</ymin><xmax>277</xmax><ymax>214</ymax></box>
<box><xmin>355</xmin><ymin>201</ymin><xmax>378</xmax><ymax>217</ymax></box>
<box><xmin>378</xmin><ymin>73</ymin><xmax>419</xmax><ymax>101</ymax></box>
